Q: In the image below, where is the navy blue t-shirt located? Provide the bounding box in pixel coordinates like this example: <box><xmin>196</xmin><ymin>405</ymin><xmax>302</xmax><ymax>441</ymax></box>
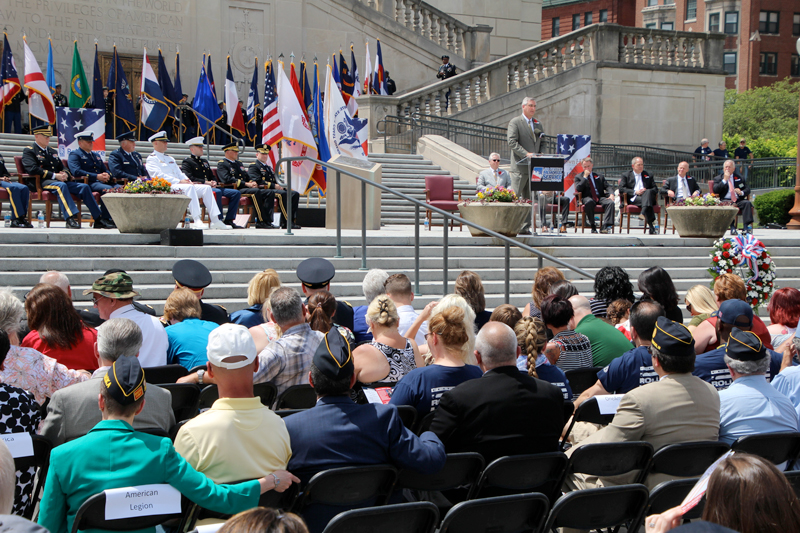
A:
<box><xmin>389</xmin><ymin>364</ymin><xmax>483</xmax><ymax>416</ymax></box>
<box><xmin>693</xmin><ymin>344</ymin><xmax>784</xmax><ymax>391</ymax></box>
<box><xmin>535</xmin><ymin>359</ymin><xmax>573</xmax><ymax>401</ymax></box>
<box><xmin>597</xmin><ymin>345</ymin><xmax>657</xmax><ymax>394</ymax></box>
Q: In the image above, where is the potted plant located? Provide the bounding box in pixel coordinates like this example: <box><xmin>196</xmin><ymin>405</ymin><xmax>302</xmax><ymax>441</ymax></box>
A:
<box><xmin>102</xmin><ymin>178</ymin><xmax>191</xmax><ymax>234</ymax></box>
<box><xmin>666</xmin><ymin>194</ymin><xmax>739</xmax><ymax>239</ymax></box>
<box><xmin>458</xmin><ymin>186</ymin><xmax>532</xmax><ymax>237</ymax></box>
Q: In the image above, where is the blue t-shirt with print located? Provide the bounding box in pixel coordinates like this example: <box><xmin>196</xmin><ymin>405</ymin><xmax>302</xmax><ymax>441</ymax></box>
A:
<box><xmin>597</xmin><ymin>346</ymin><xmax>658</xmax><ymax>394</ymax></box>
<box><xmin>389</xmin><ymin>364</ymin><xmax>483</xmax><ymax>416</ymax></box>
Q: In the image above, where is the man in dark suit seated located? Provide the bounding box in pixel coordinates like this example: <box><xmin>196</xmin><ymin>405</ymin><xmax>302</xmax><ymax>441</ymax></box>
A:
<box><xmin>713</xmin><ymin>159</ymin><xmax>753</xmax><ymax>235</ymax></box>
<box><xmin>107</xmin><ymin>130</ymin><xmax>150</xmax><ymax>183</ymax></box>
<box><xmin>662</xmin><ymin>161</ymin><xmax>700</xmax><ymax>203</ymax></box>
<box><xmin>574</xmin><ymin>156</ymin><xmax>615</xmax><ymax>233</ymax></box>
<box><xmin>429</xmin><ymin>321</ymin><xmax>566</xmax><ymax>463</ymax></box>
<box><xmin>618</xmin><ymin>156</ymin><xmax>659</xmax><ymax>234</ymax></box>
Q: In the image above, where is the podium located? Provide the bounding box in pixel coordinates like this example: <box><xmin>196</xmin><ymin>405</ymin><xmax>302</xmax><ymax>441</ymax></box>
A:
<box><xmin>528</xmin><ymin>155</ymin><xmax>568</xmax><ymax>231</ymax></box>
<box><xmin>325</xmin><ymin>155</ymin><xmax>382</xmax><ymax>230</ymax></box>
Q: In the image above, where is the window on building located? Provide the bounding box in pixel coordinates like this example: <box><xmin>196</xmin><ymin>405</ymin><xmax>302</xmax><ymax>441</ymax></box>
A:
<box><xmin>723</xmin><ymin>52</ymin><xmax>737</xmax><ymax>75</ymax></box>
<box><xmin>792</xmin><ymin>54</ymin><xmax>800</xmax><ymax>77</ymax></box>
<box><xmin>552</xmin><ymin>17</ymin><xmax>560</xmax><ymax>37</ymax></box>
<box><xmin>709</xmin><ymin>13</ymin><xmax>720</xmax><ymax>32</ymax></box>
<box><xmin>647</xmin><ymin>0</ymin><xmax>657</xmax><ymax>6</ymax></box>
<box><xmin>645</xmin><ymin>22</ymin><xmax>657</xmax><ymax>29</ymax></box>
<box><xmin>573</xmin><ymin>14</ymin><xmax>581</xmax><ymax>30</ymax></box>
<box><xmin>759</xmin><ymin>11</ymin><xmax>779</xmax><ymax>34</ymax></box>
<box><xmin>794</xmin><ymin>14</ymin><xmax>800</xmax><ymax>35</ymax></box>
<box><xmin>759</xmin><ymin>52</ymin><xmax>777</xmax><ymax>75</ymax></box>
<box><xmin>686</xmin><ymin>0</ymin><xmax>697</xmax><ymax>20</ymax></box>
<box><xmin>661</xmin><ymin>22</ymin><xmax>674</xmax><ymax>30</ymax></box>
<box><xmin>724</xmin><ymin>12</ymin><xmax>739</xmax><ymax>34</ymax></box>
<box><xmin>585</xmin><ymin>12</ymin><xmax>593</xmax><ymax>26</ymax></box>
<box><xmin>599</xmin><ymin>9</ymin><xmax>608</xmax><ymax>22</ymax></box>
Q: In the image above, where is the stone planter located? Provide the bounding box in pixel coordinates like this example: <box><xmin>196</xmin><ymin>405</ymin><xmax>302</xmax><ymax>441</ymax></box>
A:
<box><xmin>102</xmin><ymin>193</ymin><xmax>191</xmax><ymax>234</ymax></box>
<box><xmin>666</xmin><ymin>206</ymin><xmax>739</xmax><ymax>239</ymax></box>
<box><xmin>458</xmin><ymin>202</ymin><xmax>531</xmax><ymax>237</ymax></box>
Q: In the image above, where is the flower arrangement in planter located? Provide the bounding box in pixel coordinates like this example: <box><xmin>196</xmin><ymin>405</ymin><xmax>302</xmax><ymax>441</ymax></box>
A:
<box><xmin>458</xmin><ymin>187</ymin><xmax>532</xmax><ymax>237</ymax></box>
<box><xmin>708</xmin><ymin>235</ymin><xmax>776</xmax><ymax>310</ymax></box>
<box><xmin>672</xmin><ymin>194</ymin><xmax>734</xmax><ymax>207</ymax></box>
<box><xmin>462</xmin><ymin>186</ymin><xmax>532</xmax><ymax>205</ymax></box>
<box><xmin>122</xmin><ymin>177</ymin><xmax>177</xmax><ymax>194</ymax></box>
<box><xmin>102</xmin><ymin>178</ymin><xmax>190</xmax><ymax>234</ymax></box>
<box><xmin>667</xmin><ymin>194</ymin><xmax>739</xmax><ymax>238</ymax></box>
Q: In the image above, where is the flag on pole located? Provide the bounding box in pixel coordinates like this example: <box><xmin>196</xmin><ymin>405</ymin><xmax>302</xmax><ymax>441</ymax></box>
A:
<box><xmin>339</xmin><ymin>51</ymin><xmax>354</xmax><ymax>111</ymax></box>
<box><xmin>157</xmin><ymin>49</ymin><xmax>178</xmax><ymax>118</ymax></box>
<box><xmin>276</xmin><ymin>61</ymin><xmax>319</xmax><ymax>194</ymax></box>
<box><xmin>324</xmin><ymin>64</ymin><xmax>368</xmax><ymax>161</ymax></box>
<box><xmin>246</xmin><ymin>58</ymin><xmax>260</xmax><ymax>144</ymax></box>
<box><xmin>349</xmin><ymin>44</ymin><xmax>361</xmax><ymax>116</ymax></box>
<box><xmin>557</xmin><ymin>134</ymin><xmax>591</xmax><ymax>208</ymax></box>
<box><xmin>289</xmin><ymin>62</ymin><xmax>306</xmax><ymax>120</ymax></box>
<box><xmin>312</xmin><ymin>61</ymin><xmax>330</xmax><ymax>194</ymax></box>
<box><xmin>1</xmin><ymin>33</ymin><xmax>21</xmax><ymax>107</ymax></box>
<box><xmin>332</xmin><ymin>53</ymin><xmax>341</xmax><ymax>92</ymax></box>
<box><xmin>23</xmin><ymin>37</ymin><xmax>55</xmax><ymax>124</ymax></box>
<box><xmin>261</xmin><ymin>60</ymin><xmax>282</xmax><ymax>168</ymax></box>
<box><xmin>174</xmin><ymin>50</ymin><xmax>183</xmax><ymax>99</ymax></box>
<box><xmin>46</xmin><ymin>39</ymin><xmax>56</xmax><ymax>95</ymax></box>
<box><xmin>299</xmin><ymin>61</ymin><xmax>312</xmax><ymax>117</ymax></box>
<box><xmin>373</xmin><ymin>39</ymin><xmax>387</xmax><ymax>95</ymax></box>
<box><xmin>68</xmin><ymin>42</ymin><xmax>90</xmax><ymax>108</ymax></box>
<box><xmin>91</xmin><ymin>43</ymin><xmax>104</xmax><ymax>109</ymax></box>
<box><xmin>193</xmin><ymin>60</ymin><xmax>221</xmax><ymax>135</ymax></box>
<box><xmin>107</xmin><ymin>46</ymin><xmax>136</xmax><ymax>133</ymax></box>
<box><xmin>225</xmin><ymin>56</ymin><xmax>246</xmax><ymax>136</ymax></box>
<box><xmin>364</xmin><ymin>41</ymin><xmax>373</xmax><ymax>94</ymax></box>
<box><xmin>56</xmin><ymin>107</ymin><xmax>106</xmax><ymax>159</ymax></box>
<box><xmin>140</xmin><ymin>48</ymin><xmax>170</xmax><ymax>132</ymax></box>
<box><xmin>206</xmin><ymin>55</ymin><xmax>218</xmax><ymax>101</ymax></box>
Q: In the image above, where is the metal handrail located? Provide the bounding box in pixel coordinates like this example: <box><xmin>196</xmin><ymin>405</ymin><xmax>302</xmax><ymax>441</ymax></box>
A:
<box><xmin>275</xmin><ymin>155</ymin><xmax>594</xmax><ymax>300</ymax></box>
<box><xmin>175</xmin><ymin>105</ymin><xmax>245</xmax><ymax>149</ymax></box>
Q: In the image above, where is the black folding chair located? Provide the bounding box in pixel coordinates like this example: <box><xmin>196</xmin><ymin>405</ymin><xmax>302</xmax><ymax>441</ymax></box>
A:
<box><xmin>731</xmin><ymin>432</ymin><xmax>800</xmax><ymax>468</ymax></box>
<box><xmin>199</xmin><ymin>382</ymin><xmax>278</xmax><ymax>410</ymax></box>
<box><xmin>649</xmin><ymin>441</ymin><xmax>730</xmax><ymax>478</ymax></box>
<box><xmin>168</xmin><ymin>420</ymin><xmax>188</xmax><ymax>442</ymax></box>
<box><xmin>542</xmin><ymin>483</ymin><xmax>650</xmax><ymax>533</ymax></box>
<box><xmin>561</xmin><ymin>397</ymin><xmax>616</xmax><ymax>450</ymax></box>
<box><xmin>276</xmin><ymin>408</ymin><xmax>308</xmax><ymax>418</ymax></box>
<box><xmin>415</xmin><ymin>411</ymin><xmax>436</xmax><ymax>435</ymax></box>
<box><xmin>440</xmin><ymin>493</ymin><xmax>550</xmax><ymax>533</ymax></box>
<box><xmin>13</xmin><ymin>435</ymin><xmax>52</xmax><ymax>519</ymax></box>
<box><xmin>184</xmin><ymin>482</ymin><xmax>300</xmax><ymax>529</ymax></box>
<box><xmin>645</xmin><ymin>478</ymin><xmax>704</xmax><ymax>521</ymax></box>
<box><xmin>70</xmin><ymin>491</ymin><xmax>189</xmax><ymax>533</ymax></box>
<box><xmin>322</xmin><ymin>501</ymin><xmax>439</xmax><ymax>533</ymax></box>
<box><xmin>397</xmin><ymin>452</ymin><xmax>484</xmax><ymax>507</ymax></box>
<box><xmin>566</xmin><ymin>441</ymin><xmax>654</xmax><ymax>486</ymax></box>
<box><xmin>275</xmin><ymin>384</ymin><xmax>317</xmax><ymax>410</ymax></box>
<box><xmin>142</xmin><ymin>365</ymin><xmax>189</xmax><ymax>385</ymax></box>
<box><xmin>785</xmin><ymin>471</ymin><xmax>800</xmax><ymax>499</ymax></box>
<box><xmin>564</xmin><ymin>367</ymin><xmax>603</xmax><ymax>395</ymax></box>
<box><xmin>158</xmin><ymin>383</ymin><xmax>201</xmax><ymax>423</ymax></box>
<box><xmin>468</xmin><ymin>452</ymin><xmax>569</xmax><ymax>502</ymax></box>
<box><xmin>396</xmin><ymin>405</ymin><xmax>418</xmax><ymax>430</ymax></box>
<box><xmin>137</xmin><ymin>427</ymin><xmax>171</xmax><ymax>439</ymax></box>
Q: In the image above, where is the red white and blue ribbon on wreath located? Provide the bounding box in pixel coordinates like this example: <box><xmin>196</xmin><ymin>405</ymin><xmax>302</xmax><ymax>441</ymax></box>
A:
<box><xmin>731</xmin><ymin>234</ymin><xmax>764</xmax><ymax>282</ymax></box>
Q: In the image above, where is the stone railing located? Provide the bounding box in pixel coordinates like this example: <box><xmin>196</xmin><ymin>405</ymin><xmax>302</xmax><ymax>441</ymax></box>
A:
<box><xmin>618</xmin><ymin>29</ymin><xmax>705</xmax><ymax>68</ymax></box>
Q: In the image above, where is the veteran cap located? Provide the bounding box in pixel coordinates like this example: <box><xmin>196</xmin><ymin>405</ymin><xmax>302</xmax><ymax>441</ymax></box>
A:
<box><xmin>185</xmin><ymin>136</ymin><xmax>205</xmax><ymax>147</ymax></box>
<box><xmin>726</xmin><ymin>328</ymin><xmax>766</xmax><ymax>362</ymax></box>
<box><xmin>116</xmin><ymin>131</ymin><xmax>136</xmax><ymax>142</ymax></box>
<box><xmin>103</xmin><ymin>356</ymin><xmax>146</xmax><ymax>405</ymax></box>
<box><xmin>148</xmin><ymin>131</ymin><xmax>169</xmax><ymax>143</ymax></box>
<box><xmin>255</xmin><ymin>144</ymin><xmax>271</xmax><ymax>154</ymax></box>
<box><xmin>76</xmin><ymin>131</ymin><xmax>94</xmax><ymax>141</ymax></box>
<box><xmin>222</xmin><ymin>142</ymin><xmax>240</xmax><ymax>153</ymax></box>
<box><xmin>296</xmin><ymin>258</ymin><xmax>335</xmax><ymax>289</ymax></box>
<box><xmin>83</xmin><ymin>272</ymin><xmax>139</xmax><ymax>299</ymax></box>
<box><xmin>31</xmin><ymin>126</ymin><xmax>52</xmax><ymax>136</ymax></box>
<box><xmin>712</xmin><ymin>299</ymin><xmax>753</xmax><ymax>329</ymax></box>
<box><xmin>207</xmin><ymin>323</ymin><xmax>258</xmax><ymax>370</ymax></box>
<box><xmin>651</xmin><ymin>316</ymin><xmax>695</xmax><ymax>357</ymax></box>
<box><xmin>313</xmin><ymin>329</ymin><xmax>353</xmax><ymax>380</ymax></box>
<box><xmin>172</xmin><ymin>259</ymin><xmax>212</xmax><ymax>289</ymax></box>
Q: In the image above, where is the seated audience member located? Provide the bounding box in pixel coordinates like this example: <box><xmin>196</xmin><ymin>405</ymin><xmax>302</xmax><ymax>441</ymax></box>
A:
<box><xmin>489</xmin><ymin>304</ymin><xmax>522</xmax><ymax>330</ymax></box>
<box><xmin>571</xmin><ymin>295</ymin><xmax>633</xmax><ymax>367</ymax></box>
<box><xmin>646</xmin><ymin>454</ymin><xmax>800</xmax><ymax>533</ymax></box>
<box><xmin>718</xmin><ymin>328</ymin><xmax>798</xmax><ymax>446</ymax></box>
<box><xmin>454</xmin><ymin>270</ymin><xmax>493</xmax><ymax>331</ymax></box>
<box><xmin>83</xmin><ymin>271</ymin><xmax>169</xmax><ymax>367</ymax></box>
<box><xmin>638</xmin><ymin>266</ymin><xmax>683</xmax><ymax>323</ymax></box>
<box><xmin>694</xmin><ymin>273</ymin><xmax>772</xmax><ymax>352</ymax></box>
<box><xmin>566</xmin><ymin>317</ymin><xmax>719</xmax><ymax>490</ymax></box>
<box><xmin>164</xmin><ymin>288</ymin><xmax>219</xmax><ymax>370</ymax></box>
<box><xmin>39</xmin><ymin>270</ymin><xmax>103</xmax><ymax>328</ymax></box>
<box><xmin>406</xmin><ymin>295</ymin><xmax>477</xmax><ymax>365</ymax></box>
<box><xmin>523</xmin><ymin>266</ymin><xmax>565</xmax><ymax>319</ymax></box>
<box><xmin>430</xmin><ymin>322</ymin><xmax>565</xmax><ymax>463</ymax></box>
<box><xmin>22</xmin><ymin>284</ymin><xmax>97</xmax><ymax>371</ymax></box>
<box><xmin>231</xmin><ymin>269</ymin><xmax>281</xmax><ymax>328</ymax></box>
<box><xmin>307</xmin><ymin>290</ymin><xmax>355</xmax><ymax>346</ymax></box>
<box><xmin>0</xmin><ymin>289</ymin><xmax>88</xmax><ymax>405</ymax></box>
<box><xmin>541</xmin><ymin>295</ymin><xmax>593</xmax><ymax>372</ymax></box>
<box><xmin>772</xmin><ymin>331</ymin><xmax>800</xmax><ymax>420</ymax></box>
<box><xmin>385</xmin><ymin>273</ymin><xmax>427</xmax><ymax>346</ymax></box>
<box><xmin>514</xmin><ymin>316</ymin><xmax>573</xmax><ymax>400</ymax></box>
<box><xmin>590</xmin><ymin>266</ymin><xmax>635</xmax><ymax>318</ymax></box>
<box><xmin>549</xmin><ymin>279</ymin><xmax>579</xmax><ymax>300</ymax></box>
<box><xmin>685</xmin><ymin>284</ymin><xmax>719</xmax><ymax>332</ymax></box>
<box><xmin>175</xmin><ymin>324</ymin><xmax>295</xmax><ymax>486</ymax></box>
<box><xmin>767</xmin><ymin>287</ymin><xmax>800</xmax><ymax>352</ymax></box>
<box><xmin>172</xmin><ymin>259</ymin><xmax>231</xmax><ymax>325</ymax></box>
<box><xmin>248</xmin><ymin>303</ymin><xmax>280</xmax><ymax>354</ymax></box>
<box><xmin>296</xmin><ymin>257</ymin><xmax>354</xmax><ymax>331</ymax></box>
<box><xmin>693</xmin><ymin>299</ymin><xmax>783</xmax><ymax>391</ymax></box>
<box><xmin>476</xmin><ymin>152</ymin><xmax>510</xmax><ymax>192</ymax></box>
<box><xmin>351</xmin><ymin>269</ymin><xmax>389</xmax><ymax>344</ymax></box>
<box><xmin>37</xmin><ymin>357</ymin><xmax>282</xmax><ymax>533</ymax></box>
<box><xmin>574</xmin><ymin>300</ymin><xmax>665</xmax><ymax>407</ymax></box>
<box><xmin>389</xmin><ymin>307</ymin><xmax>482</xmax><ymax>417</ymax></box>
<box><xmin>353</xmin><ymin>295</ymin><xmax>423</xmax><ymax>387</ymax></box>
<box><xmin>607</xmin><ymin>299</ymin><xmax>633</xmax><ymax>340</ymax></box>
<box><xmin>41</xmin><ymin>318</ymin><xmax>175</xmax><ymax>446</ymax></box>
<box><xmin>0</xmin><ymin>440</ymin><xmax>49</xmax><ymax>533</ymax></box>
<box><xmin>219</xmin><ymin>508</ymin><xmax>309</xmax><ymax>533</ymax></box>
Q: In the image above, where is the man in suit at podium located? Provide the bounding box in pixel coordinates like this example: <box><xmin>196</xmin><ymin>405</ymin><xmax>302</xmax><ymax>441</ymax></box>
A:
<box><xmin>507</xmin><ymin>97</ymin><xmax>544</xmax><ymax>234</ymax></box>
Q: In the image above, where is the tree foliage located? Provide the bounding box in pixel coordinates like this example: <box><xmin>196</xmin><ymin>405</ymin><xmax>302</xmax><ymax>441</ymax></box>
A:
<box><xmin>723</xmin><ymin>79</ymin><xmax>799</xmax><ymax>143</ymax></box>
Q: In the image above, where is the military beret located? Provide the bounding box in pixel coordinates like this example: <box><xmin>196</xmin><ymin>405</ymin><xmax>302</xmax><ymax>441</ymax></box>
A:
<box><xmin>172</xmin><ymin>259</ymin><xmax>212</xmax><ymax>289</ymax></box>
<box><xmin>31</xmin><ymin>126</ymin><xmax>52</xmax><ymax>136</ymax></box>
<box><xmin>313</xmin><ymin>329</ymin><xmax>353</xmax><ymax>380</ymax></box>
<box><xmin>116</xmin><ymin>131</ymin><xmax>136</xmax><ymax>142</ymax></box>
<box><xmin>651</xmin><ymin>316</ymin><xmax>695</xmax><ymax>357</ymax></box>
<box><xmin>297</xmin><ymin>258</ymin><xmax>335</xmax><ymax>289</ymax></box>
<box><xmin>712</xmin><ymin>299</ymin><xmax>753</xmax><ymax>328</ymax></box>
<box><xmin>148</xmin><ymin>131</ymin><xmax>169</xmax><ymax>143</ymax></box>
<box><xmin>103</xmin><ymin>356</ymin><xmax>146</xmax><ymax>406</ymax></box>
<box><xmin>726</xmin><ymin>328</ymin><xmax>766</xmax><ymax>362</ymax></box>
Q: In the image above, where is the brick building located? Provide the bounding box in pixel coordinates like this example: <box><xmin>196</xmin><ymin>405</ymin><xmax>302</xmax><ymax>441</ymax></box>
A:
<box><xmin>541</xmin><ymin>0</ymin><xmax>636</xmax><ymax>40</ymax></box>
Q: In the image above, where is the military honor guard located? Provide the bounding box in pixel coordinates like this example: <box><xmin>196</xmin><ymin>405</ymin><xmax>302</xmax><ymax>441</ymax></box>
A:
<box><xmin>172</xmin><ymin>259</ymin><xmax>230</xmax><ymax>325</ymax></box>
<box><xmin>67</xmin><ymin>131</ymin><xmax>120</xmax><ymax>228</ymax></box>
<box><xmin>182</xmin><ymin>137</ymin><xmax>242</xmax><ymax>228</ymax></box>
<box><xmin>52</xmin><ymin>83</ymin><xmax>68</xmax><ymax>107</ymax></box>
<box><xmin>247</xmin><ymin>143</ymin><xmax>300</xmax><ymax>229</ymax></box>
<box><xmin>216</xmin><ymin>142</ymin><xmax>276</xmax><ymax>229</ymax></box>
<box><xmin>296</xmin><ymin>257</ymin><xmax>354</xmax><ymax>330</ymax></box>
<box><xmin>108</xmin><ymin>131</ymin><xmax>151</xmax><ymax>182</ymax></box>
<box><xmin>0</xmin><ymin>153</ymin><xmax>32</xmax><ymax>227</ymax></box>
<box><xmin>21</xmin><ymin>126</ymin><xmax>111</xmax><ymax>229</ymax></box>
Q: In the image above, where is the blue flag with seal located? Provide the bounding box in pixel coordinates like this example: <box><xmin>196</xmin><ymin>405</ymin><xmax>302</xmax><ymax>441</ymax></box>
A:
<box><xmin>106</xmin><ymin>46</ymin><xmax>136</xmax><ymax>134</ymax></box>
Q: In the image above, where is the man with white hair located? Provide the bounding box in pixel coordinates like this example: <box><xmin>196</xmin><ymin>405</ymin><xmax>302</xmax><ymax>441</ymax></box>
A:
<box><xmin>507</xmin><ymin>97</ymin><xmax>545</xmax><ymax>234</ymax></box>
<box><xmin>430</xmin><ymin>321</ymin><xmax>565</xmax><ymax>463</ymax></box>
<box><xmin>713</xmin><ymin>159</ymin><xmax>753</xmax><ymax>235</ymax></box>
<box><xmin>618</xmin><ymin>156</ymin><xmax>658</xmax><ymax>234</ymax></box>
<box><xmin>145</xmin><ymin>131</ymin><xmax>230</xmax><ymax>230</ymax></box>
<box><xmin>476</xmin><ymin>153</ymin><xmax>510</xmax><ymax>192</ymax></box>
<box><xmin>353</xmin><ymin>269</ymin><xmax>389</xmax><ymax>344</ymax></box>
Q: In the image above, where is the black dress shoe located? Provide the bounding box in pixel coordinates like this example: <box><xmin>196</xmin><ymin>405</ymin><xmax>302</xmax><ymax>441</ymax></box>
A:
<box><xmin>104</xmin><ymin>218</ymin><xmax>116</xmax><ymax>229</ymax></box>
<box><xmin>11</xmin><ymin>218</ymin><xmax>33</xmax><ymax>228</ymax></box>
<box><xmin>518</xmin><ymin>228</ymin><xmax>532</xmax><ymax>235</ymax></box>
<box><xmin>224</xmin><ymin>220</ymin><xmax>243</xmax><ymax>229</ymax></box>
<box><xmin>591</xmin><ymin>228</ymin><xmax>599</xmax><ymax>234</ymax></box>
<box><xmin>730</xmin><ymin>227</ymin><xmax>738</xmax><ymax>236</ymax></box>
<box><xmin>94</xmin><ymin>218</ymin><xmax>115</xmax><ymax>229</ymax></box>
<box><xmin>66</xmin><ymin>216</ymin><xmax>81</xmax><ymax>229</ymax></box>
<box><xmin>255</xmin><ymin>221</ymin><xmax>276</xmax><ymax>229</ymax></box>
<box><xmin>281</xmin><ymin>222</ymin><xmax>301</xmax><ymax>229</ymax></box>
<box><xmin>648</xmin><ymin>225</ymin><xmax>658</xmax><ymax>235</ymax></box>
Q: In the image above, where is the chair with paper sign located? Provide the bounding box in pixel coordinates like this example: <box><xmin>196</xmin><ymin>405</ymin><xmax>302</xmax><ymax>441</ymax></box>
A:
<box><xmin>70</xmin><ymin>486</ymin><xmax>192</xmax><ymax>533</ymax></box>
<box><xmin>560</xmin><ymin>396</ymin><xmax>618</xmax><ymax>450</ymax></box>
<box><xmin>11</xmin><ymin>434</ymin><xmax>52</xmax><ymax>520</ymax></box>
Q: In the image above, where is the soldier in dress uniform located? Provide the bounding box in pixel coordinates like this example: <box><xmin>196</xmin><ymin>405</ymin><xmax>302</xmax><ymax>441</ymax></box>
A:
<box><xmin>172</xmin><ymin>259</ymin><xmax>230</xmax><ymax>325</ymax></box>
<box><xmin>0</xmin><ymin>153</ymin><xmax>32</xmax><ymax>227</ymax></box>
<box><xmin>68</xmin><ymin>131</ymin><xmax>120</xmax><ymax>228</ymax></box>
<box><xmin>436</xmin><ymin>55</ymin><xmax>457</xmax><ymax>111</ymax></box>
<box><xmin>181</xmin><ymin>137</ymin><xmax>242</xmax><ymax>228</ymax></box>
<box><xmin>296</xmin><ymin>257</ymin><xmax>354</xmax><ymax>331</ymax></box>
<box><xmin>21</xmin><ymin>126</ymin><xmax>111</xmax><ymax>229</ymax></box>
<box><xmin>108</xmin><ymin>131</ymin><xmax>150</xmax><ymax>182</ymax></box>
<box><xmin>52</xmin><ymin>84</ymin><xmax>68</xmax><ymax>108</ymax></box>
<box><xmin>247</xmin><ymin>143</ymin><xmax>300</xmax><ymax>229</ymax></box>
<box><xmin>216</xmin><ymin>142</ymin><xmax>275</xmax><ymax>229</ymax></box>
<box><xmin>104</xmin><ymin>87</ymin><xmax>114</xmax><ymax>139</ymax></box>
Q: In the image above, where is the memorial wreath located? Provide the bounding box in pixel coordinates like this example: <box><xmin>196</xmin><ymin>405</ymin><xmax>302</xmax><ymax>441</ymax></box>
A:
<box><xmin>708</xmin><ymin>235</ymin><xmax>776</xmax><ymax>310</ymax></box>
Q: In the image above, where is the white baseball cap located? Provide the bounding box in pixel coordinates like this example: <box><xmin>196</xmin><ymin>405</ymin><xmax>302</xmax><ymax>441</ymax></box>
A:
<box><xmin>206</xmin><ymin>324</ymin><xmax>257</xmax><ymax>369</ymax></box>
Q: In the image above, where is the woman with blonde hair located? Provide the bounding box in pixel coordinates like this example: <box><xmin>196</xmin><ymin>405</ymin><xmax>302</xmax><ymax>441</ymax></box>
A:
<box><xmin>232</xmin><ymin>269</ymin><xmax>281</xmax><ymax>328</ymax></box>
<box><xmin>244</xmin><ymin>271</ymin><xmax>283</xmax><ymax>353</ymax></box>
<box><xmin>406</xmin><ymin>294</ymin><xmax>477</xmax><ymax>365</ymax></box>
<box><xmin>219</xmin><ymin>507</ymin><xmax>309</xmax><ymax>533</ymax></box>
<box><xmin>353</xmin><ymin>295</ymin><xmax>424</xmax><ymax>386</ymax></box>
<box><xmin>684</xmin><ymin>284</ymin><xmax>719</xmax><ymax>332</ymax></box>
<box><xmin>514</xmin><ymin>316</ymin><xmax>573</xmax><ymax>400</ymax></box>
<box><xmin>523</xmin><ymin>267</ymin><xmax>565</xmax><ymax>319</ymax></box>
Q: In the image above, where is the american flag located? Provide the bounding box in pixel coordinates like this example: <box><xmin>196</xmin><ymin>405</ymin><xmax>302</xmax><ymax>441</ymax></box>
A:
<box><xmin>261</xmin><ymin>61</ymin><xmax>282</xmax><ymax>168</ymax></box>
<box><xmin>557</xmin><ymin>134</ymin><xmax>591</xmax><ymax>208</ymax></box>
<box><xmin>56</xmin><ymin>107</ymin><xmax>106</xmax><ymax>160</ymax></box>
<box><xmin>1</xmin><ymin>33</ymin><xmax>21</xmax><ymax>106</ymax></box>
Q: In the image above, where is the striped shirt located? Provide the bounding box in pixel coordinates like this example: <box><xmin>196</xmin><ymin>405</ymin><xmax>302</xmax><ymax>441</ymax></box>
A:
<box><xmin>551</xmin><ymin>330</ymin><xmax>594</xmax><ymax>372</ymax></box>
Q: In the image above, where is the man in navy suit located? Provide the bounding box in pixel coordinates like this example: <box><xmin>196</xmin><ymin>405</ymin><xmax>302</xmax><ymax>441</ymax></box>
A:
<box><xmin>713</xmin><ymin>159</ymin><xmax>753</xmax><ymax>235</ymax></box>
<box><xmin>108</xmin><ymin>131</ymin><xmax>150</xmax><ymax>182</ymax></box>
<box><xmin>618</xmin><ymin>157</ymin><xmax>658</xmax><ymax>234</ymax></box>
<box><xmin>574</xmin><ymin>156</ymin><xmax>615</xmax><ymax>233</ymax></box>
<box><xmin>662</xmin><ymin>161</ymin><xmax>700</xmax><ymax>202</ymax></box>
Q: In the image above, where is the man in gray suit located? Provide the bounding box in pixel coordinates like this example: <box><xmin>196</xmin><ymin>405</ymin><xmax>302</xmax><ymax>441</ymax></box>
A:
<box><xmin>476</xmin><ymin>153</ymin><xmax>510</xmax><ymax>192</ymax></box>
<box><xmin>40</xmin><ymin>318</ymin><xmax>175</xmax><ymax>446</ymax></box>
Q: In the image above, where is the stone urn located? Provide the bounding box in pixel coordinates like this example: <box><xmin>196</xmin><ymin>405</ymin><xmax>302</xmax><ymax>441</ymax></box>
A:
<box><xmin>457</xmin><ymin>202</ymin><xmax>531</xmax><ymax>237</ymax></box>
<box><xmin>102</xmin><ymin>193</ymin><xmax>191</xmax><ymax>234</ymax></box>
<box><xmin>666</xmin><ymin>206</ymin><xmax>739</xmax><ymax>238</ymax></box>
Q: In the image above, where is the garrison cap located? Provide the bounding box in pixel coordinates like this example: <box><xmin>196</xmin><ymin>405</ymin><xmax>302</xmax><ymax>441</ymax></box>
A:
<box><xmin>83</xmin><ymin>272</ymin><xmax>140</xmax><ymax>299</ymax></box>
<box><xmin>222</xmin><ymin>142</ymin><xmax>240</xmax><ymax>153</ymax></box>
<box><xmin>712</xmin><ymin>299</ymin><xmax>753</xmax><ymax>328</ymax></box>
<box><xmin>172</xmin><ymin>259</ymin><xmax>212</xmax><ymax>289</ymax></box>
<box><xmin>185</xmin><ymin>136</ymin><xmax>205</xmax><ymax>147</ymax></box>
<box><xmin>116</xmin><ymin>131</ymin><xmax>136</xmax><ymax>142</ymax></box>
<box><xmin>103</xmin><ymin>356</ymin><xmax>146</xmax><ymax>405</ymax></box>
<box><xmin>31</xmin><ymin>126</ymin><xmax>52</xmax><ymax>136</ymax></box>
<box><xmin>313</xmin><ymin>329</ymin><xmax>353</xmax><ymax>380</ymax></box>
<box><xmin>651</xmin><ymin>316</ymin><xmax>695</xmax><ymax>357</ymax></box>
<box><xmin>255</xmin><ymin>144</ymin><xmax>271</xmax><ymax>154</ymax></box>
<box><xmin>76</xmin><ymin>131</ymin><xmax>94</xmax><ymax>141</ymax></box>
<box><xmin>726</xmin><ymin>328</ymin><xmax>766</xmax><ymax>362</ymax></box>
<box><xmin>297</xmin><ymin>258</ymin><xmax>335</xmax><ymax>289</ymax></box>
<box><xmin>148</xmin><ymin>131</ymin><xmax>169</xmax><ymax>143</ymax></box>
